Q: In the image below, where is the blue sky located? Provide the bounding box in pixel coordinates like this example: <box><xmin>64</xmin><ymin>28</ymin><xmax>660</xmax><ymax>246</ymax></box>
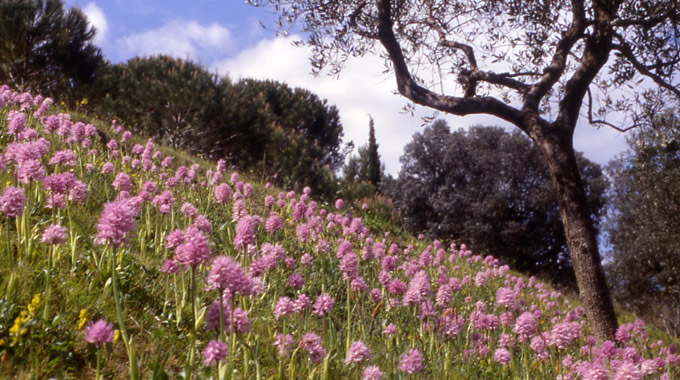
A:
<box><xmin>63</xmin><ymin>1</ymin><xmax>631</xmax><ymax>175</ymax></box>
<box><xmin>64</xmin><ymin>1</ymin><xmax>276</xmax><ymax>63</ymax></box>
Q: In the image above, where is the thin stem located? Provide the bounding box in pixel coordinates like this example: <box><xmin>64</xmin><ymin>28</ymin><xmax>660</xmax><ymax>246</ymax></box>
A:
<box><xmin>95</xmin><ymin>347</ymin><xmax>101</xmax><ymax>380</ymax></box>
<box><xmin>162</xmin><ymin>274</ymin><xmax>170</xmax><ymax>316</ymax></box>
<box><xmin>187</xmin><ymin>267</ymin><xmax>197</xmax><ymax>380</ymax></box>
<box><xmin>229</xmin><ymin>297</ymin><xmax>236</xmax><ymax>377</ymax></box>
<box><xmin>6</xmin><ymin>218</ymin><xmax>12</xmax><ymax>264</ymax></box>
<box><xmin>219</xmin><ymin>291</ymin><xmax>225</xmax><ymax>341</ymax></box>
<box><xmin>24</xmin><ymin>183</ymin><xmax>33</xmax><ymax>259</ymax></box>
<box><xmin>279</xmin><ymin>323</ymin><xmax>286</xmax><ymax>380</ymax></box>
<box><xmin>67</xmin><ymin>206</ymin><xmax>76</xmax><ymax>268</ymax></box>
<box><xmin>346</xmin><ymin>278</ymin><xmax>351</xmax><ymax>354</ymax></box>
<box><xmin>43</xmin><ymin>245</ymin><xmax>52</xmax><ymax>321</ymax></box>
<box><xmin>111</xmin><ymin>247</ymin><xmax>139</xmax><ymax>380</ymax></box>
<box><xmin>174</xmin><ymin>272</ymin><xmax>182</xmax><ymax>326</ymax></box>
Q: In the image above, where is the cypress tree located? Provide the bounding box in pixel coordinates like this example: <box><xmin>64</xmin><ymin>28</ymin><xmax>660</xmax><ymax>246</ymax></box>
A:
<box><xmin>366</xmin><ymin>117</ymin><xmax>381</xmax><ymax>188</ymax></box>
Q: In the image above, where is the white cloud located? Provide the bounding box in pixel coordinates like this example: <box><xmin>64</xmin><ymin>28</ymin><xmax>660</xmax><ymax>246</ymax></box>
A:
<box><xmin>214</xmin><ymin>36</ymin><xmax>471</xmax><ymax>175</ymax></box>
<box><xmin>83</xmin><ymin>2</ymin><xmax>108</xmax><ymax>45</ymax></box>
<box><xmin>215</xmin><ymin>35</ymin><xmax>628</xmax><ymax>175</ymax></box>
<box><xmin>116</xmin><ymin>20</ymin><xmax>232</xmax><ymax>62</ymax></box>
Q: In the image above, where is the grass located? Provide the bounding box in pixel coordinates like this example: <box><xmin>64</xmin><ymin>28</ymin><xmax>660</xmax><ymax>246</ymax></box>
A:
<box><xmin>0</xmin><ymin>86</ymin><xmax>679</xmax><ymax>379</ymax></box>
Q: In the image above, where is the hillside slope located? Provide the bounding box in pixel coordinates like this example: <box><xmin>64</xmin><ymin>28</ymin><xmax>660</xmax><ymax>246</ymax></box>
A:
<box><xmin>0</xmin><ymin>85</ymin><xmax>678</xmax><ymax>379</ymax></box>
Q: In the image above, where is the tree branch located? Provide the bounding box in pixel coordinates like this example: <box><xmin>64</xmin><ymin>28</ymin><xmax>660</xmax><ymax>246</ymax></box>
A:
<box><xmin>613</xmin><ymin>3</ymin><xmax>679</xmax><ymax>28</ymax></box>
<box><xmin>466</xmin><ymin>70</ymin><xmax>530</xmax><ymax>95</ymax></box>
<box><xmin>375</xmin><ymin>0</ymin><xmax>524</xmax><ymax>127</ymax></box>
<box><xmin>505</xmin><ymin>71</ymin><xmax>543</xmax><ymax>78</ymax></box>
<box><xmin>612</xmin><ymin>34</ymin><xmax>680</xmax><ymax>99</ymax></box>
<box><xmin>424</xmin><ymin>1</ymin><xmax>479</xmax><ymax>97</ymax></box>
<box><xmin>555</xmin><ymin>1</ymin><xmax>616</xmax><ymax>130</ymax></box>
<box><xmin>586</xmin><ymin>88</ymin><xmax>636</xmax><ymax>132</ymax></box>
<box><xmin>525</xmin><ymin>0</ymin><xmax>587</xmax><ymax>111</ymax></box>
<box><xmin>347</xmin><ymin>1</ymin><xmax>380</xmax><ymax>39</ymax></box>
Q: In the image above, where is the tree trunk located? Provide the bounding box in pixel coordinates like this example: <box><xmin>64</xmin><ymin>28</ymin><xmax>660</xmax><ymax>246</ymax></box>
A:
<box><xmin>531</xmin><ymin>125</ymin><xmax>618</xmax><ymax>340</ymax></box>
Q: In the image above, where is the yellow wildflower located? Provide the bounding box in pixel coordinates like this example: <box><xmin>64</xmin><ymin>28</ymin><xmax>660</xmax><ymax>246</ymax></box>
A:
<box><xmin>27</xmin><ymin>294</ymin><xmax>41</xmax><ymax>316</ymax></box>
<box><xmin>9</xmin><ymin>311</ymin><xmax>29</xmax><ymax>344</ymax></box>
<box><xmin>8</xmin><ymin>294</ymin><xmax>43</xmax><ymax>345</ymax></box>
<box><xmin>77</xmin><ymin>309</ymin><xmax>88</xmax><ymax>329</ymax></box>
<box><xmin>113</xmin><ymin>330</ymin><xmax>120</xmax><ymax>343</ymax></box>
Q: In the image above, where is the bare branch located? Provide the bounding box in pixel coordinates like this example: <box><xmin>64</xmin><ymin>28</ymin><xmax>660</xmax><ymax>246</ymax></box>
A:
<box><xmin>467</xmin><ymin>70</ymin><xmax>530</xmax><ymax>94</ymax></box>
<box><xmin>586</xmin><ymin>88</ymin><xmax>636</xmax><ymax>132</ymax></box>
<box><xmin>424</xmin><ymin>0</ymin><xmax>478</xmax><ymax>97</ymax></box>
<box><xmin>423</xmin><ymin>1</ymin><xmax>532</xmax><ymax>97</ymax></box>
<box><xmin>612</xmin><ymin>34</ymin><xmax>680</xmax><ymax>99</ymax></box>
<box><xmin>505</xmin><ymin>71</ymin><xmax>543</xmax><ymax>78</ymax></box>
<box><xmin>376</xmin><ymin>0</ymin><xmax>525</xmax><ymax>127</ymax></box>
<box><xmin>435</xmin><ymin>35</ymin><xmax>478</xmax><ymax>69</ymax></box>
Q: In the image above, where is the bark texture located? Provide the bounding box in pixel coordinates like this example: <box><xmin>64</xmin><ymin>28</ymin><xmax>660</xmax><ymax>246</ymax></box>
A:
<box><xmin>529</xmin><ymin>121</ymin><xmax>619</xmax><ymax>339</ymax></box>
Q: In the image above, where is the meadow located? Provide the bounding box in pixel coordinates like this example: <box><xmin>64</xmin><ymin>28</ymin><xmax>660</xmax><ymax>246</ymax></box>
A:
<box><xmin>0</xmin><ymin>84</ymin><xmax>678</xmax><ymax>379</ymax></box>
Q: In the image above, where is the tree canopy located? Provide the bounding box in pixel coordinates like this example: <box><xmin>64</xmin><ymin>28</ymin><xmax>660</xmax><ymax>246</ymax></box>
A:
<box><xmin>95</xmin><ymin>56</ymin><xmax>225</xmax><ymax>150</ymax></box>
<box><xmin>0</xmin><ymin>0</ymin><xmax>103</xmax><ymax>101</ymax></box>
<box><xmin>605</xmin><ymin>109</ymin><xmax>680</xmax><ymax>335</ymax></box>
<box><xmin>387</xmin><ymin>121</ymin><xmax>606</xmax><ymax>287</ymax></box>
<box><xmin>250</xmin><ymin>0</ymin><xmax>680</xmax><ymax>338</ymax></box>
<box><xmin>340</xmin><ymin>119</ymin><xmax>384</xmax><ymax>201</ymax></box>
<box><xmin>234</xmin><ymin>78</ymin><xmax>347</xmax><ymax>171</ymax></box>
<box><xmin>343</xmin><ymin>116</ymin><xmax>383</xmax><ymax>191</ymax></box>
<box><xmin>366</xmin><ymin>117</ymin><xmax>381</xmax><ymax>188</ymax></box>
<box><xmin>92</xmin><ymin>56</ymin><xmax>349</xmax><ymax>196</ymax></box>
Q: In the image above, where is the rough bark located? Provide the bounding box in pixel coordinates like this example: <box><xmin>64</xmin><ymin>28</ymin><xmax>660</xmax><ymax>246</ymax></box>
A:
<box><xmin>528</xmin><ymin>120</ymin><xmax>619</xmax><ymax>340</ymax></box>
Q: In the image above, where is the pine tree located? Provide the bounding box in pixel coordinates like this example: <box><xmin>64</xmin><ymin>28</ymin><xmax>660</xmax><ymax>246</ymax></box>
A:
<box><xmin>0</xmin><ymin>0</ymin><xmax>103</xmax><ymax>102</ymax></box>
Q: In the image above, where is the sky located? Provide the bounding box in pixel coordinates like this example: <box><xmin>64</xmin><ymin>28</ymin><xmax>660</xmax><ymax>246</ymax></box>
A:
<box><xmin>63</xmin><ymin>0</ymin><xmax>631</xmax><ymax>175</ymax></box>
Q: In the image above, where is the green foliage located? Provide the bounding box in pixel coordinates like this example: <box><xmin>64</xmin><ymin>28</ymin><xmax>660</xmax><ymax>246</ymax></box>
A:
<box><xmin>366</xmin><ymin>117</ymin><xmax>381</xmax><ymax>188</ymax></box>
<box><xmin>605</xmin><ymin>109</ymin><xmax>680</xmax><ymax>335</ymax></box>
<box><xmin>341</xmin><ymin>117</ymin><xmax>384</xmax><ymax>200</ymax></box>
<box><xmin>1</xmin><ymin>89</ymin><xmax>678</xmax><ymax>379</ymax></box>
<box><xmin>91</xmin><ymin>56</ymin><xmax>348</xmax><ymax>197</ymax></box>
<box><xmin>94</xmin><ymin>56</ymin><xmax>225</xmax><ymax>151</ymax></box>
<box><xmin>234</xmin><ymin>78</ymin><xmax>347</xmax><ymax>171</ymax></box>
<box><xmin>386</xmin><ymin>121</ymin><xmax>607</xmax><ymax>287</ymax></box>
<box><xmin>353</xmin><ymin>194</ymin><xmax>409</xmax><ymax>241</ymax></box>
<box><xmin>343</xmin><ymin>117</ymin><xmax>382</xmax><ymax>188</ymax></box>
<box><xmin>0</xmin><ymin>0</ymin><xmax>103</xmax><ymax>102</ymax></box>
<box><xmin>228</xmin><ymin>79</ymin><xmax>345</xmax><ymax>197</ymax></box>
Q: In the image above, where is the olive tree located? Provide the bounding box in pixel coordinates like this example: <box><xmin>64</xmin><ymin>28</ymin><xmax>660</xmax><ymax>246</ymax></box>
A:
<box><xmin>248</xmin><ymin>0</ymin><xmax>680</xmax><ymax>338</ymax></box>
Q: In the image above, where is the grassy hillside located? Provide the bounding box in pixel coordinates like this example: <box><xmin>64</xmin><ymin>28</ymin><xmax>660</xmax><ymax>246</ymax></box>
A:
<box><xmin>0</xmin><ymin>85</ymin><xmax>678</xmax><ymax>379</ymax></box>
